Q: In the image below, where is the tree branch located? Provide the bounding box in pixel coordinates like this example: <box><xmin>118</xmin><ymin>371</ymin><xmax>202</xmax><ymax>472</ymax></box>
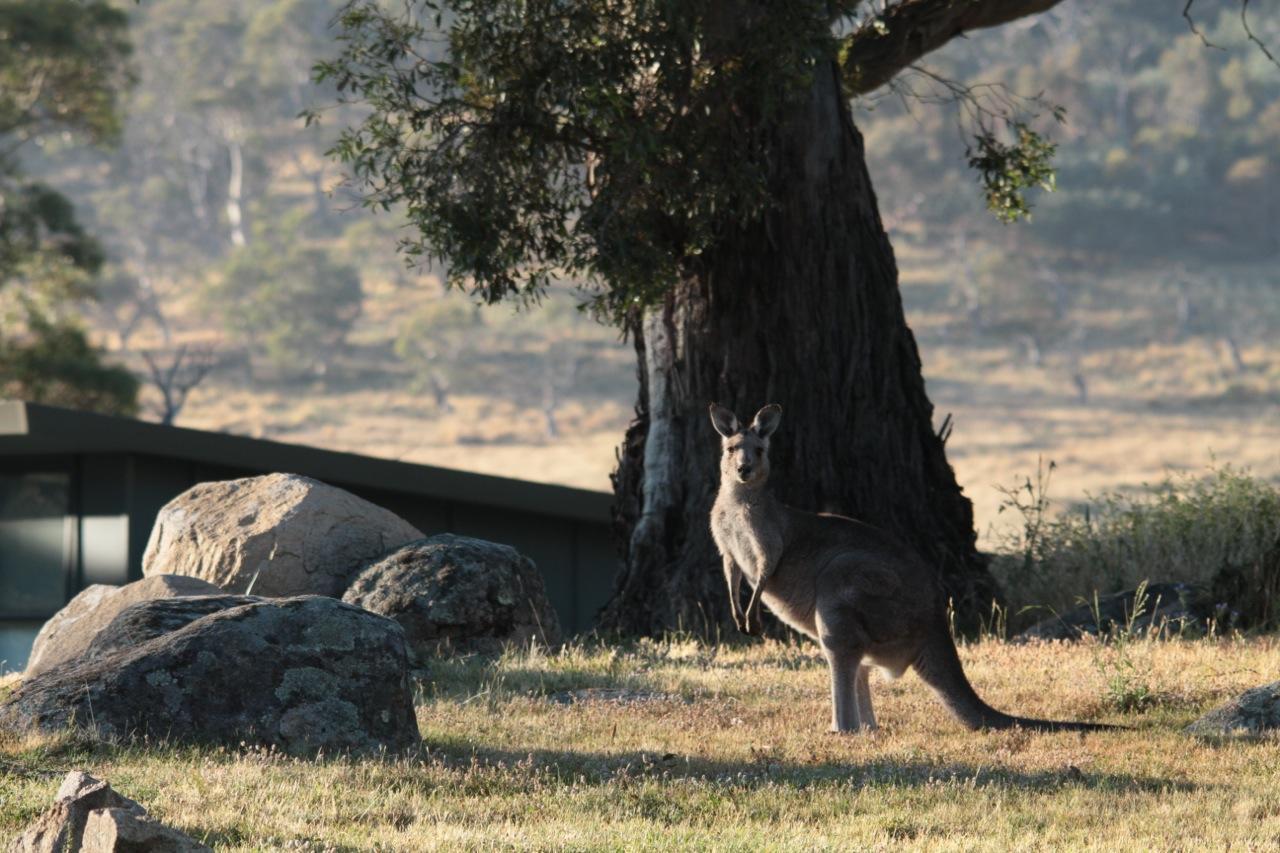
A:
<box><xmin>1240</xmin><ymin>0</ymin><xmax>1280</xmax><ymax>70</ymax></box>
<box><xmin>842</xmin><ymin>0</ymin><xmax>1068</xmax><ymax>97</ymax></box>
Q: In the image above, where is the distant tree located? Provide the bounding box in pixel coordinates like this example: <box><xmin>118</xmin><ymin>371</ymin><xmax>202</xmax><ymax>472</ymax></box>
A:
<box><xmin>140</xmin><ymin>345</ymin><xmax>218</xmax><ymax>425</ymax></box>
<box><xmin>0</xmin><ymin>315</ymin><xmax>138</xmax><ymax>415</ymax></box>
<box><xmin>0</xmin><ymin>0</ymin><xmax>138</xmax><ymax>415</ymax></box>
<box><xmin>394</xmin><ymin>298</ymin><xmax>479</xmax><ymax>413</ymax></box>
<box><xmin>205</xmin><ymin>215</ymin><xmax>362</xmax><ymax>378</ymax></box>
<box><xmin>322</xmin><ymin>1</ymin><xmax>1277</xmax><ymax>636</ymax></box>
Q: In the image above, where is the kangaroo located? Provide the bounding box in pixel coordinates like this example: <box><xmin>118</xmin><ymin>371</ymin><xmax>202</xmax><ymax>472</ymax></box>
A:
<box><xmin>708</xmin><ymin>402</ymin><xmax>1113</xmax><ymax>734</ymax></box>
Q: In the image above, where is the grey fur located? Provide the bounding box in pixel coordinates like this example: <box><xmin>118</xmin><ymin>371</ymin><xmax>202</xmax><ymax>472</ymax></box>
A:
<box><xmin>708</xmin><ymin>402</ymin><xmax>1114</xmax><ymax>734</ymax></box>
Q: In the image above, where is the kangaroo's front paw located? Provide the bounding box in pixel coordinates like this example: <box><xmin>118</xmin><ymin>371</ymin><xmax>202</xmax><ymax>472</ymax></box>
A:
<box><xmin>732</xmin><ymin>611</ymin><xmax>748</xmax><ymax>634</ymax></box>
<box><xmin>743</xmin><ymin>607</ymin><xmax>764</xmax><ymax>636</ymax></box>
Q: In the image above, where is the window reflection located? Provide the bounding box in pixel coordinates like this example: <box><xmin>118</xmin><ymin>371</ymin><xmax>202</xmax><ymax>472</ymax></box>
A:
<box><xmin>0</xmin><ymin>472</ymin><xmax>70</xmax><ymax>618</ymax></box>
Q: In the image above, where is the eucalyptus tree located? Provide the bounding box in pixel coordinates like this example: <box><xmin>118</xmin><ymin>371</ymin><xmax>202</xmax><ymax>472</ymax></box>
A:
<box><xmin>318</xmin><ymin>0</ymin><xmax>1271</xmax><ymax>635</ymax></box>
<box><xmin>0</xmin><ymin>0</ymin><xmax>138</xmax><ymax>414</ymax></box>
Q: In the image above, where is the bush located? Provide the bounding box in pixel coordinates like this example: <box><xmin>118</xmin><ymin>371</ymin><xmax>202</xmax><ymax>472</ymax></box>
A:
<box><xmin>992</xmin><ymin>461</ymin><xmax>1280</xmax><ymax>632</ymax></box>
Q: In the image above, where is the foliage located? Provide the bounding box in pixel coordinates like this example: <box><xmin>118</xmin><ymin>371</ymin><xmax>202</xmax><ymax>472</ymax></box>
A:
<box><xmin>0</xmin><ymin>315</ymin><xmax>138</xmax><ymax>415</ymax></box>
<box><xmin>0</xmin><ymin>0</ymin><xmax>132</xmax><ymax>143</ymax></box>
<box><xmin>316</xmin><ymin>0</ymin><xmax>835</xmax><ymax>323</ymax></box>
<box><xmin>967</xmin><ymin>121</ymin><xmax>1058</xmax><ymax>223</ymax></box>
<box><xmin>864</xmin><ymin>4</ymin><xmax>1280</xmax><ymax>262</ymax></box>
<box><xmin>0</xmin><ymin>175</ymin><xmax>139</xmax><ymax>414</ymax></box>
<box><xmin>0</xmin><ymin>0</ymin><xmax>137</xmax><ymax>415</ymax></box>
<box><xmin>992</xmin><ymin>463</ymin><xmax>1280</xmax><ymax>632</ymax></box>
<box><xmin>204</xmin><ymin>216</ymin><xmax>362</xmax><ymax>377</ymax></box>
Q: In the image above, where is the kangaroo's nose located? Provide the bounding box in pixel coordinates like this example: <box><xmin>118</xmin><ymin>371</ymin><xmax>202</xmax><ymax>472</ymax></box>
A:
<box><xmin>737</xmin><ymin>465</ymin><xmax>751</xmax><ymax>477</ymax></box>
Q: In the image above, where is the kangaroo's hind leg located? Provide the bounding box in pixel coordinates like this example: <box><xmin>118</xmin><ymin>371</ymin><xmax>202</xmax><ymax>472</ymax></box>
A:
<box><xmin>854</xmin><ymin>665</ymin><xmax>877</xmax><ymax>730</ymax></box>
<box><xmin>823</xmin><ymin>647</ymin><xmax>864</xmax><ymax>732</ymax></box>
<box><xmin>817</xmin><ymin>606</ymin><xmax>870</xmax><ymax>733</ymax></box>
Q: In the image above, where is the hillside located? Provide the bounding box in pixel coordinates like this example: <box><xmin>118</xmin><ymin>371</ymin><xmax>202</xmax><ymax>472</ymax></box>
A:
<box><xmin>11</xmin><ymin>0</ymin><xmax>1278</xmax><ymax>543</ymax></box>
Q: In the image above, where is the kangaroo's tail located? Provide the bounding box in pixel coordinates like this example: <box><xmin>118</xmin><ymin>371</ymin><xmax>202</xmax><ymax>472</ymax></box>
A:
<box><xmin>912</xmin><ymin>624</ymin><xmax>1121</xmax><ymax>733</ymax></box>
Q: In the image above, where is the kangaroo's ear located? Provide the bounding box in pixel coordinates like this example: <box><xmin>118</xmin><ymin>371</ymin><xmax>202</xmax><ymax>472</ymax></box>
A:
<box><xmin>750</xmin><ymin>404</ymin><xmax>782</xmax><ymax>439</ymax></box>
<box><xmin>709</xmin><ymin>403</ymin><xmax>741</xmax><ymax>438</ymax></box>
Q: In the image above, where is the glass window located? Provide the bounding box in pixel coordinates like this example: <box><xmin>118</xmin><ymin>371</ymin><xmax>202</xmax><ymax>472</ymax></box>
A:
<box><xmin>0</xmin><ymin>470</ymin><xmax>71</xmax><ymax>618</ymax></box>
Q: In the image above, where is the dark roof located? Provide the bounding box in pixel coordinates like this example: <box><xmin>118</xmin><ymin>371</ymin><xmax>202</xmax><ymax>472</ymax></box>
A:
<box><xmin>0</xmin><ymin>401</ymin><xmax>612</xmax><ymax>524</ymax></box>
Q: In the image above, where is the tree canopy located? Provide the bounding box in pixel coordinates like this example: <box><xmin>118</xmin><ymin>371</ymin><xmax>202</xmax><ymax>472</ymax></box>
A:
<box><xmin>319</xmin><ymin>0</ymin><xmax>1277</xmax><ymax>329</ymax></box>
<box><xmin>0</xmin><ymin>0</ymin><xmax>137</xmax><ymax>414</ymax></box>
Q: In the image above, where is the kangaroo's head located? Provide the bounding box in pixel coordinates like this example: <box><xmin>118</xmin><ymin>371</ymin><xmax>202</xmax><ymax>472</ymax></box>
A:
<box><xmin>709</xmin><ymin>403</ymin><xmax>782</xmax><ymax>488</ymax></box>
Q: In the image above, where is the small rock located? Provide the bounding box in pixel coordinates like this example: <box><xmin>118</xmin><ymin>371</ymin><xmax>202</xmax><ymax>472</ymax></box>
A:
<box><xmin>8</xmin><ymin>771</ymin><xmax>143</xmax><ymax>853</ymax></box>
<box><xmin>142</xmin><ymin>473</ymin><xmax>423</xmax><ymax>597</ymax></box>
<box><xmin>25</xmin><ymin>576</ymin><xmax>222</xmax><ymax>678</ymax></box>
<box><xmin>1185</xmin><ymin>680</ymin><xmax>1280</xmax><ymax>737</ymax></box>
<box><xmin>343</xmin><ymin>534</ymin><xmax>562</xmax><ymax>662</ymax></box>
<box><xmin>81</xmin><ymin>807</ymin><xmax>210</xmax><ymax>852</ymax></box>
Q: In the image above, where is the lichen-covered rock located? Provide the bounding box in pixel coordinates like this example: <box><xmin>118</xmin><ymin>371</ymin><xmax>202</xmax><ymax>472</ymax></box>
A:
<box><xmin>25</xmin><ymin>575</ymin><xmax>222</xmax><ymax>678</ymax></box>
<box><xmin>142</xmin><ymin>473</ymin><xmax>423</xmax><ymax>597</ymax></box>
<box><xmin>0</xmin><ymin>597</ymin><xmax>420</xmax><ymax>756</ymax></box>
<box><xmin>1017</xmin><ymin>583</ymin><xmax>1213</xmax><ymax>642</ymax></box>
<box><xmin>1185</xmin><ymin>680</ymin><xmax>1280</xmax><ymax>737</ymax></box>
<box><xmin>343</xmin><ymin>534</ymin><xmax>562</xmax><ymax>662</ymax></box>
<box><xmin>82</xmin><ymin>594</ymin><xmax>261</xmax><ymax>661</ymax></box>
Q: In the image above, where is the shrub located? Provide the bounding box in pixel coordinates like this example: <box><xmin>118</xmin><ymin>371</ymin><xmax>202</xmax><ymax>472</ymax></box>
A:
<box><xmin>991</xmin><ymin>461</ymin><xmax>1280</xmax><ymax>632</ymax></box>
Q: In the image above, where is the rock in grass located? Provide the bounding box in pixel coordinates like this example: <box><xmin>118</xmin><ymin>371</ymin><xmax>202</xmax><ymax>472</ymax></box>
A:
<box><xmin>1017</xmin><ymin>583</ymin><xmax>1213</xmax><ymax>642</ymax></box>
<box><xmin>9</xmin><ymin>770</ymin><xmax>208</xmax><ymax>852</ymax></box>
<box><xmin>142</xmin><ymin>473</ymin><xmax>423</xmax><ymax>597</ymax></box>
<box><xmin>81</xmin><ymin>807</ymin><xmax>210</xmax><ymax>852</ymax></box>
<box><xmin>24</xmin><ymin>575</ymin><xmax>222</xmax><ymax>678</ymax></box>
<box><xmin>9</xmin><ymin>771</ymin><xmax>143</xmax><ymax>853</ymax></box>
<box><xmin>0</xmin><ymin>597</ymin><xmax>420</xmax><ymax>756</ymax></box>
<box><xmin>1185</xmin><ymin>680</ymin><xmax>1280</xmax><ymax>737</ymax></box>
<box><xmin>343</xmin><ymin>534</ymin><xmax>562</xmax><ymax>662</ymax></box>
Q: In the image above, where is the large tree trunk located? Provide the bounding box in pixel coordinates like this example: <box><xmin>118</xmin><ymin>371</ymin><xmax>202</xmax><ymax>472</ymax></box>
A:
<box><xmin>600</xmin><ymin>59</ymin><xmax>997</xmax><ymax>637</ymax></box>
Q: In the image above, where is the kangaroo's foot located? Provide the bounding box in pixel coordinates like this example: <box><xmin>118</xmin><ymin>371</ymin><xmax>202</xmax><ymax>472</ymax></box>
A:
<box><xmin>828</xmin><ymin>721</ymin><xmax>878</xmax><ymax>735</ymax></box>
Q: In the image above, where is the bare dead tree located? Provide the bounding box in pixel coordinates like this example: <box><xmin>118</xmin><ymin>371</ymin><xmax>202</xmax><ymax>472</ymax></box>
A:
<box><xmin>140</xmin><ymin>345</ymin><xmax>218</xmax><ymax>425</ymax></box>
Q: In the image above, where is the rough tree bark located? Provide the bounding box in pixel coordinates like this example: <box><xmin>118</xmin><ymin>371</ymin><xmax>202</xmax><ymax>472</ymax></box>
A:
<box><xmin>600</xmin><ymin>57</ymin><xmax>996</xmax><ymax>637</ymax></box>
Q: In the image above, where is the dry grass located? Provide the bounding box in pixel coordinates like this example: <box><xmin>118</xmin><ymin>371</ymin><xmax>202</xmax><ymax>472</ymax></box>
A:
<box><xmin>4</xmin><ymin>636</ymin><xmax>1279</xmax><ymax>849</ymax></box>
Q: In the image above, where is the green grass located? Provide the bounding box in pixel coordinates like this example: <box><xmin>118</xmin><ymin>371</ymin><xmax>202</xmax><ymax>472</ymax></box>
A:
<box><xmin>4</xmin><ymin>636</ymin><xmax>1280</xmax><ymax>849</ymax></box>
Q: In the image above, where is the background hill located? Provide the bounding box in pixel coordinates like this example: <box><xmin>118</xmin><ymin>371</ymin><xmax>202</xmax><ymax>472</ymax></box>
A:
<box><xmin>18</xmin><ymin>0</ymin><xmax>1280</xmax><ymax>542</ymax></box>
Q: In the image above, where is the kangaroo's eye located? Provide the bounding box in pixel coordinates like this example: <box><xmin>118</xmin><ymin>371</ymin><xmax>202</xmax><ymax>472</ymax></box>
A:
<box><xmin>726</xmin><ymin>446</ymin><xmax>737</xmax><ymax>455</ymax></box>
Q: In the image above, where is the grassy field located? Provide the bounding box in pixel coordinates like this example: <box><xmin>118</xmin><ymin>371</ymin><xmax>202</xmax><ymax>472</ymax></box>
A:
<box><xmin>4</xmin><ymin>635</ymin><xmax>1279</xmax><ymax>850</ymax></box>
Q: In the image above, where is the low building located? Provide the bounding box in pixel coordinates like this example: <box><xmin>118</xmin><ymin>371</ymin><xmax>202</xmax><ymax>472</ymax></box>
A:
<box><xmin>0</xmin><ymin>401</ymin><xmax>618</xmax><ymax>672</ymax></box>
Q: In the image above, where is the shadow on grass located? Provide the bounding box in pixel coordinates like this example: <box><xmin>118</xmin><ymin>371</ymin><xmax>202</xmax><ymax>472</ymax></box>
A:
<box><xmin>420</xmin><ymin>661</ymin><xmax>666</xmax><ymax>703</ymax></box>
<box><xmin>4</xmin><ymin>728</ymin><xmax>1200</xmax><ymax>849</ymax></box>
<box><xmin>418</xmin><ymin>740</ymin><xmax>1198</xmax><ymax>796</ymax></box>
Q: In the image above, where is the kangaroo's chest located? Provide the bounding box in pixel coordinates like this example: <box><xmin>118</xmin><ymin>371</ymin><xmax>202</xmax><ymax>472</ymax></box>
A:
<box><xmin>711</xmin><ymin>501</ymin><xmax>775</xmax><ymax>583</ymax></box>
